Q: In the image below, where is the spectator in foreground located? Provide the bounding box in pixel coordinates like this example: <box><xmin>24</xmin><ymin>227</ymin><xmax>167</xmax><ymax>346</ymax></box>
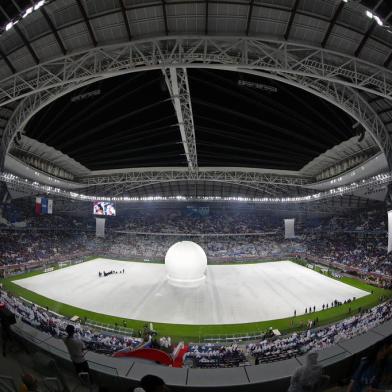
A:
<box><xmin>288</xmin><ymin>351</ymin><xmax>329</xmax><ymax>392</ymax></box>
<box><xmin>63</xmin><ymin>324</ymin><xmax>90</xmax><ymax>376</ymax></box>
<box><xmin>347</xmin><ymin>343</ymin><xmax>390</xmax><ymax>392</ymax></box>
<box><xmin>0</xmin><ymin>304</ymin><xmax>15</xmax><ymax>357</ymax></box>
<box><xmin>134</xmin><ymin>375</ymin><xmax>169</xmax><ymax>392</ymax></box>
<box><xmin>19</xmin><ymin>373</ymin><xmax>38</xmax><ymax>392</ymax></box>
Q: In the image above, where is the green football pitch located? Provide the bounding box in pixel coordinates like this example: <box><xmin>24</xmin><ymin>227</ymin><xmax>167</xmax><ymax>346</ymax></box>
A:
<box><xmin>1</xmin><ymin>258</ymin><xmax>391</xmax><ymax>342</ymax></box>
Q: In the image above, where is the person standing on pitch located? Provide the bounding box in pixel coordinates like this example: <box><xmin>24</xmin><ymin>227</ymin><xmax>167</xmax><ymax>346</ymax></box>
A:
<box><xmin>63</xmin><ymin>324</ymin><xmax>90</xmax><ymax>376</ymax></box>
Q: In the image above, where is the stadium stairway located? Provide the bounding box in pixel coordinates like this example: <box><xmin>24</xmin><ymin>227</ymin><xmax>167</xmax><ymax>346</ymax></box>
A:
<box><xmin>0</xmin><ymin>335</ymin><xmax>91</xmax><ymax>392</ymax></box>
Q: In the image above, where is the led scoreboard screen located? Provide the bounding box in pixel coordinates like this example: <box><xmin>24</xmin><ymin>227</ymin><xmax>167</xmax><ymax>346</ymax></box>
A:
<box><xmin>93</xmin><ymin>201</ymin><xmax>116</xmax><ymax>216</ymax></box>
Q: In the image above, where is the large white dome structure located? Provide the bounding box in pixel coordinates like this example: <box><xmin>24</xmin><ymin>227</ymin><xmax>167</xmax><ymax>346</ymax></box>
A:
<box><xmin>165</xmin><ymin>241</ymin><xmax>207</xmax><ymax>287</ymax></box>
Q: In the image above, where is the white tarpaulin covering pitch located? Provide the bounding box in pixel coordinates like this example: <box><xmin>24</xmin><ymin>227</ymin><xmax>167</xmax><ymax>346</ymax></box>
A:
<box><xmin>284</xmin><ymin>218</ymin><xmax>295</xmax><ymax>239</ymax></box>
<box><xmin>14</xmin><ymin>259</ymin><xmax>368</xmax><ymax>325</ymax></box>
<box><xmin>96</xmin><ymin>218</ymin><xmax>105</xmax><ymax>238</ymax></box>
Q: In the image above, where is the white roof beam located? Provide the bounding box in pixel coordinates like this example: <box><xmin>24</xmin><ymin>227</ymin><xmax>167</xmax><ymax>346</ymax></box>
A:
<box><xmin>163</xmin><ymin>67</ymin><xmax>198</xmax><ymax>171</ymax></box>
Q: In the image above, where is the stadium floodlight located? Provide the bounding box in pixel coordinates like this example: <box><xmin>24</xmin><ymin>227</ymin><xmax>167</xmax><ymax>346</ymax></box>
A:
<box><xmin>374</xmin><ymin>16</ymin><xmax>383</xmax><ymax>26</ymax></box>
<box><xmin>34</xmin><ymin>1</ymin><xmax>45</xmax><ymax>10</ymax></box>
<box><xmin>1</xmin><ymin>171</ymin><xmax>392</xmax><ymax>204</ymax></box>
<box><xmin>2</xmin><ymin>1</ymin><xmax>46</xmax><ymax>35</ymax></box>
<box><xmin>365</xmin><ymin>10</ymin><xmax>384</xmax><ymax>26</ymax></box>
<box><xmin>22</xmin><ymin>7</ymin><xmax>33</xmax><ymax>18</ymax></box>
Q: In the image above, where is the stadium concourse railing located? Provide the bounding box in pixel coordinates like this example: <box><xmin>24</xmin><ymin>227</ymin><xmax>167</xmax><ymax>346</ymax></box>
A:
<box><xmin>10</xmin><ymin>316</ymin><xmax>392</xmax><ymax>391</ymax></box>
<box><xmin>300</xmin><ymin>254</ymin><xmax>392</xmax><ymax>285</ymax></box>
<box><xmin>1</xmin><ymin>290</ymin><xmax>138</xmax><ymax>341</ymax></box>
<box><xmin>85</xmin><ymin>318</ymin><xmax>134</xmax><ymax>337</ymax></box>
<box><xmin>0</xmin><ymin>252</ymin><xmax>91</xmax><ymax>276</ymax></box>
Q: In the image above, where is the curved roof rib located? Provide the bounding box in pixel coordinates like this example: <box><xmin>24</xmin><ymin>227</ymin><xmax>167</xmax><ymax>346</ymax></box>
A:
<box><xmin>0</xmin><ymin>0</ymin><xmax>391</xmax><ymax>200</ymax></box>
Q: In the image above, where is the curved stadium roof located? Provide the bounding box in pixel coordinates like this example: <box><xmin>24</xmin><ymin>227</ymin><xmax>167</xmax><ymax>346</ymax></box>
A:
<box><xmin>23</xmin><ymin>69</ymin><xmax>357</xmax><ymax>171</ymax></box>
<box><xmin>0</xmin><ymin>0</ymin><xmax>391</xmax><ymax>201</ymax></box>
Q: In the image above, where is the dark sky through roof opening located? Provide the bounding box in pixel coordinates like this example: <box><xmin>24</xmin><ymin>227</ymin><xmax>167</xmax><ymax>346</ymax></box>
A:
<box><xmin>25</xmin><ymin>69</ymin><xmax>356</xmax><ymax>171</ymax></box>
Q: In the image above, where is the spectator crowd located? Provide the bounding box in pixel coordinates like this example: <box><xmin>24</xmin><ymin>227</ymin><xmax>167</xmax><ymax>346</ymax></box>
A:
<box><xmin>0</xmin><ymin>289</ymin><xmax>143</xmax><ymax>354</ymax></box>
<box><xmin>246</xmin><ymin>301</ymin><xmax>392</xmax><ymax>364</ymax></box>
<box><xmin>1</xmin><ymin>204</ymin><xmax>392</xmax><ymax>369</ymax></box>
<box><xmin>1</xmin><ymin>205</ymin><xmax>391</xmax><ymax>281</ymax></box>
<box><xmin>2</xmin><ymin>288</ymin><xmax>390</xmax><ymax>368</ymax></box>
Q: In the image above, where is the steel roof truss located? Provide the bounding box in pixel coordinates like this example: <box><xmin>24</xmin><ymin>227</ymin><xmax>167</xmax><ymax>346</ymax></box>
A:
<box><xmin>1</xmin><ymin>37</ymin><xmax>392</xmax><ymax>171</ymax></box>
<box><xmin>75</xmin><ymin>0</ymin><xmax>97</xmax><ymax>47</ymax></box>
<box><xmin>40</xmin><ymin>7</ymin><xmax>67</xmax><ymax>56</ymax></box>
<box><xmin>0</xmin><ymin>38</ymin><xmax>392</xmax><ymax>106</ymax></box>
<box><xmin>119</xmin><ymin>0</ymin><xmax>132</xmax><ymax>41</ymax></box>
<box><xmin>163</xmin><ymin>67</ymin><xmax>198</xmax><ymax>171</ymax></box>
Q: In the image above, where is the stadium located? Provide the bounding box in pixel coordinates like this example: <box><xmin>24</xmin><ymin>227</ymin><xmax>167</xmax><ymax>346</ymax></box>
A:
<box><xmin>0</xmin><ymin>0</ymin><xmax>392</xmax><ymax>391</ymax></box>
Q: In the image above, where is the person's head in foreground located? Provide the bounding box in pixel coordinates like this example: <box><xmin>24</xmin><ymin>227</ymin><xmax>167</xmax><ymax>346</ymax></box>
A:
<box><xmin>288</xmin><ymin>350</ymin><xmax>330</xmax><ymax>392</ymax></box>
<box><xmin>305</xmin><ymin>351</ymin><xmax>319</xmax><ymax>367</ymax></box>
<box><xmin>135</xmin><ymin>375</ymin><xmax>169</xmax><ymax>392</ymax></box>
<box><xmin>20</xmin><ymin>373</ymin><xmax>38</xmax><ymax>392</ymax></box>
<box><xmin>65</xmin><ymin>324</ymin><xmax>75</xmax><ymax>337</ymax></box>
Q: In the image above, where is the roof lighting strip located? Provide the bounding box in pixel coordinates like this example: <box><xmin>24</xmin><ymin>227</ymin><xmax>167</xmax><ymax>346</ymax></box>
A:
<box><xmin>0</xmin><ymin>171</ymin><xmax>391</xmax><ymax>204</ymax></box>
<box><xmin>3</xmin><ymin>1</ymin><xmax>46</xmax><ymax>33</ymax></box>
